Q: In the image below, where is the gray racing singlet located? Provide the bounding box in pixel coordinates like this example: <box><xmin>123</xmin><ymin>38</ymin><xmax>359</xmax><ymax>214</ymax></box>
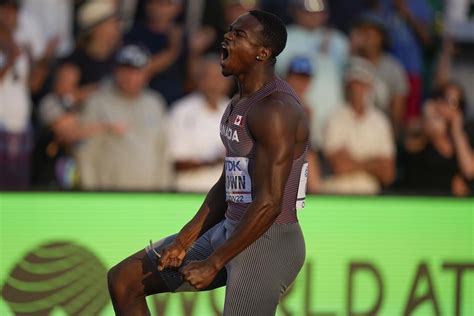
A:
<box><xmin>219</xmin><ymin>77</ymin><xmax>308</xmax><ymax>224</ymax></box>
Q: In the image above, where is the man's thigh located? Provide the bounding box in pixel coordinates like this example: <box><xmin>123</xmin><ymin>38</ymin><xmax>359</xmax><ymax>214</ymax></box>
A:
<box><xmin>222</xmin><ymin>222</ymin><xmax>305</xmax><ymax>315</ymax></box>
<box><xmin>146</xmin><ymin>223</ymin><xmax>228</xmax><ymax>293</ymax></box>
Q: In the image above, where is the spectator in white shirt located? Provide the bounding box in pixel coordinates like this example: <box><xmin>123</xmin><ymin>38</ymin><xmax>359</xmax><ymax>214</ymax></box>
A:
<box><xmin>168</xmin><ymin>54</ymin><xmax>232</xmax><ymax>192</ymax></box>
<box><xmin>322</xmin><ymin>57</ymin><xmax>396</xmax><ymax>194</ymax></box>
<box><xmin>0</xmin><ymin>0</ymin><xmax>32</xmax><ymax>189</ymax></box>
<box><xmin>78</xmin><ymin>45</ymin><xmax>173</xmax><ymax>191</ymax></box>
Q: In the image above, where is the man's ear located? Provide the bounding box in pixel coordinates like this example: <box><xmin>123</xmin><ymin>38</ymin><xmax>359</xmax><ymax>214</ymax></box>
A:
<box><xmin>257</xmin><ymin>47</ymin><xmax>272</xmax><ymax>62</ymax></box>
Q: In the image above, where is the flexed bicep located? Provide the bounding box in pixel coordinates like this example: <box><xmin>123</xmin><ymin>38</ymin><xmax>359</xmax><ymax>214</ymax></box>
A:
<box><xmin>248</xmin><ymin>95</ymin><xmax>301</xmax><ymax>211</ymax></box>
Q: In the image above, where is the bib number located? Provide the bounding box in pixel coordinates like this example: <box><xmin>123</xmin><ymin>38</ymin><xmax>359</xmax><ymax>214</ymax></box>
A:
<box><xmin>225</xmin><ymin>157</ymin><xmax>252</xmax><ymax>203</ymax></box>
<box><xmin>296</xmin><ymin>163</ymin><xmax>308</xmax><ymax>209</ymax></box>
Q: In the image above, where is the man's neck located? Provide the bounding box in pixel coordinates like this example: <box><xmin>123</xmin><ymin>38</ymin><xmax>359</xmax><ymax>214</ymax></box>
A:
<box><xmin>87</xmin><ymin>40</ymin><xmax>113</xmax><ymax>60</ymax></box>
<box><xmin>115</xmin><ymin>85</ymin><xmax>141</xmax><ymax>100</ymax></box>
<box><xmin>364</xmin><ymin>50</ymin><xmax>382</xmax><ymax>64</ymax></box>
<box><xmin>236</xmin><ymin>66</ymin><xmax>275</xmax><ymax>98</ymax></box>
<box><xmin>351</xmin><ymin>102</ymin><xmax>367</xmax><ymax>117</ymax></box>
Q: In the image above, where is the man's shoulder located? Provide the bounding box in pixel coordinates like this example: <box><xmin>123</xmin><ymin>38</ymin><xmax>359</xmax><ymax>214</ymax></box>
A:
<box><xmin>86</xmin><ymin>87</ymin><xmax>108</xmax><ymax>104</ymax></box>
<box><xmin>286</xmin><ymin>25</ymin><xmax>312</xmax><ymax>41</ymax></box>
<box><xmin>141</xmin><ymin>89</ymin><xmax>167</xmax><ymax>107</ymax></box>
<box><xmin>169</xmin><ymin>93</ymin><xmax>210</xmax><ymax>118</ymax></box>
<box><xmin>261</xmin><ymin>91</ymin><xmax>301</xmax><ymax>112</ymax></box>
<box><xmin>248</xmin><ymin>91</ymin><xmax>304</xmax><ymax>134</ymax></box>
<box><xmin>328</xmin><ymin>105</ymin><xmax>352</xmax><ymax>121</ymax></box>
<box><xmin>171</xmin><ymin>93</ymin><xmax>203</xmax><ymax>109</ymax></box>
<box><xmin>367</xmin><ymin>106</ymin><xmax>392</xmax><ymax>126</ymax></box>
<box><xmin>380</xmin><ymin>54</ymin><xmax>405</xmax><ymax>72</ymax></box>
<box><xmin>328</xmin><ymin>27</ymin><xmax>349</xmax><ymax>43</ymax></box>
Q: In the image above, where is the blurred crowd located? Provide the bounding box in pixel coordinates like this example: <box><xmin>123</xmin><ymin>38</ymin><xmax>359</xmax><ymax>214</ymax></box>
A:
<box><xmin>1</xmin><ymin>0</ymin><xmax>473</xmax><ymax>196</ymax></box>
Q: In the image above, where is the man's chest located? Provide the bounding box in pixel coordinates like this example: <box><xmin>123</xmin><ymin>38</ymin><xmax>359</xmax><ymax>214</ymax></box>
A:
<box><xmin>219</xmin><ymin>104</ymin><xmax>253</xmax><ymax>156</ymax></box>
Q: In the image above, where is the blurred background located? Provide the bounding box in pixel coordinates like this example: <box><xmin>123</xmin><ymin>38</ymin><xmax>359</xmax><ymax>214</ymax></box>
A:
<box><xmin>0</xmin><ymin>0</ymin><xmax>473</xmax><ymax>315</ymax></box>
<box><xmin>0</xmin><ymin>0</ymin><xmax>473</xmax><ymax>196</ymax></box>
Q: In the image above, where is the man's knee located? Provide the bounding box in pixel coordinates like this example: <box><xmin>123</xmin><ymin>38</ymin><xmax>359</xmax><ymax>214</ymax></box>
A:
<box><xmin>107</xmin><ymin>262</ymin><xmax>137</xmax><ymax>301</ymax></box>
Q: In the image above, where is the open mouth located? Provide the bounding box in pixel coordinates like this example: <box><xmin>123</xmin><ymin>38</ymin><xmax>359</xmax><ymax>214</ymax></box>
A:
<box><xmin>221</xmin><ymin>44</ymin><xmax>230</xmax><ymax>62</ymax></box>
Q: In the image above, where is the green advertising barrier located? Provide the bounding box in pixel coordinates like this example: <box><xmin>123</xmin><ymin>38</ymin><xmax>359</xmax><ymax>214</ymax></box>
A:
<box><xmin>0</xmin><ymin>193</ymin><xmax>473</xmax><ymax>315</ymax></box>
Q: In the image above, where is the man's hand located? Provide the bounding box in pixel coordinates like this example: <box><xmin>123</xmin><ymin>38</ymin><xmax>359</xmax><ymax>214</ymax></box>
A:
<box><xmin>436</xmin><ymin>102</ymin><xmax>463</xmax><ymax>132</ymax></box>
<box><xmin>158</xmin><ymin>240</ymin><xmax>187</xmax><ymax>271</ymax></box>
<box><xmin>181</xmin><ymin>259</ymin><xmax>219</xmax><ymax>290</ymax></box>
<box><xmin>330</xmin><ymin>148</ymin><xmax>360</xmax><ymax>175</ymax></box>
<box><xmin>189</xmin><ymin>26</ymin><xmax>216</xmax><ymax>55</ymax></box>
<box><xmin>107</xmin><ymin>122</ymin><xmax>128</xmax><ymax>136</ymax></box>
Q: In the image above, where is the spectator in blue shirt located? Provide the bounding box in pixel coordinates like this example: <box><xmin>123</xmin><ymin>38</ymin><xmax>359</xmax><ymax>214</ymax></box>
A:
<box><xmin>369</xmin><ymin>0</ymin><xmax>434</xmax><ymax>121</ymax></box>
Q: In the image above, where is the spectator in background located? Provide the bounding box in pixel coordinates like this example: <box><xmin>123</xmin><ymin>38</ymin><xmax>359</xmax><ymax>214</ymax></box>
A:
<box><xmin>78</xmin><ymin>45</ymin><xmax>172</xmax><ymax>191</ymax></box>
<box><xmin>125</xmin><ymin>0</ymin><xmax>187</xmax><ymax>105</ymax></box>
<box><xmin>184</xmin><ymin>0</ymin><xmax>226</xmax><ymax>53</ymax></box>
<box><xmin>403</xmin><ymin>82</ymin><xmax>474</xmax><ymax>196</ymax></box>
<box><xmin>0</xmin><ymin>0</ymin><xmax>53</xmax><ymax>189</ymax></box>
<box><xmin>327</xmin><ymin>0</ymin><xmax>370</xmax><ymax>34</ymax></box>
<box><xmin>430</xmin><ymin>0</ymin><xmax>473</xmax><ymax>114</ymax></box>
<box><xmin>277</xmin><ymin>0</ymin><xmax>349</xmax><ymax>149</ymax></box>
<box><xmin>20</xmin><ymin>0</ymin><xmax>74</xmax><ymax>58</ymax></box>
<box><xmin>444</xmin><ymin>0</ymin><xmax>474</xmax><ymax>42</ymax></box>
<box><xmin>368</xmin><ymin>0</ymin><xmax>434</xmax><ymax>120</ymax></box>
<box><xmin>168</xmin><ymin>55</ymin><xmax>230</xmax><ymax>192</ymax></box>
<box><xmin>285</xmin><ymin>56</ymin><xmax>321</xmax><ymax>193</ymax></box>
<box><xmin>10</xmin><ymin>0</ymin><xmax>60</xmax><ymax>99</ymax></box>
<box><xmin>33</xmin><ymin>65</ymin><xmax>123</xmax><ymax>188</ymax></box>
<box><xmin>56</xmin><ymin>0</ymin><xmax>122</xmax><ymax>106</ymax></box>
<box><xmin>350</xmin><ymin>14</ymin><xmax>409</xmax><ymax>137</ymax></box>
<box><xmin>322</xmin><ymin>57</ymin><xmax>396</xmax><ymax>194</ymax></box>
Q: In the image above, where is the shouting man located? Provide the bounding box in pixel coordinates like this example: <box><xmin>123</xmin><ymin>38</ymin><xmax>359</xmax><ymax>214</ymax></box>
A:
<box><xmin>108</xmin><ymin>10</ymin><xmax>309</xmax><ymax>315</ymax></box>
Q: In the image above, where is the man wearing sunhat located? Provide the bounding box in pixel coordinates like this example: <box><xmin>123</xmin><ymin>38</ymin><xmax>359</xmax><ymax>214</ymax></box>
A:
<box><xmin>322</xmin><ymin>57</ymin><xmax>396</xmax><ymax>194</ymax></box>
<box><xmin>77</xmin><ymin>44</ymin><xmax>173</xmax><ymax>191</ymax></box>
<box><xmin>56</xmin><ymin>0</ymin><xmax>122</xmax><ymax>105</ymax></box>
<box><xmin>350</xmin><ymin>13</ymin><xmax>409</xmax><ymax>136</ymax></box>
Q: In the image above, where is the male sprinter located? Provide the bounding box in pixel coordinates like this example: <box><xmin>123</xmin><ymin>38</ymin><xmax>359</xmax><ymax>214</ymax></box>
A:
<box><xmin>108</xmin><ymin>10</ymin><xmax>309</xmax><ymax>315</ymax></box>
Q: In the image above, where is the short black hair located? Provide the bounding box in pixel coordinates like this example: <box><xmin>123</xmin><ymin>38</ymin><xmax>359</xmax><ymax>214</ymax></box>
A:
<box><xmin>0</xmin><ymin>0</ymin><xmax>19</xmax><ymax>7</ymax></box>
<box><xmin>248</xmin><ymin>10</ymin><xmax>287</xmax><ymax>61</ymax></box>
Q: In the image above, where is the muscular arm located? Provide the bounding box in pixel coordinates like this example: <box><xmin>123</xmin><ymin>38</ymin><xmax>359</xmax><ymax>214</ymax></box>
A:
<box><xmin>174</xmin><ymin>168</ymin><xmax>228</xmax><ymax>249</ymax></box>
<box><xmin>158</xmin><ymin>167</ymin><xmax>227</xmax><ymax>270</ymax></box>
<box><xmin>208</xmin><ymin>96</ymin><xmax>302</xmax><ymax>270</ymax></box>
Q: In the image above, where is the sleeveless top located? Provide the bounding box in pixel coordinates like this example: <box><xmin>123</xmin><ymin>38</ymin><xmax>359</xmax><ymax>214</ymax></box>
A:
<box><xmin>219</xmin><ymin>77</ymin><xmax>308</xmax><ymax>224</ymax></box>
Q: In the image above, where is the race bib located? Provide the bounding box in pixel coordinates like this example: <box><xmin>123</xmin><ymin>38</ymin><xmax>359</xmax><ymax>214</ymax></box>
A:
<box><xmin>296</xmin><ymin>163</ymin><xmax>308</xmax><ymax>209</ymax></box>
<box><xmin>225</xmin><ymin>157</ymin><xmax>252</xmax><ymax>203</ymax></box>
